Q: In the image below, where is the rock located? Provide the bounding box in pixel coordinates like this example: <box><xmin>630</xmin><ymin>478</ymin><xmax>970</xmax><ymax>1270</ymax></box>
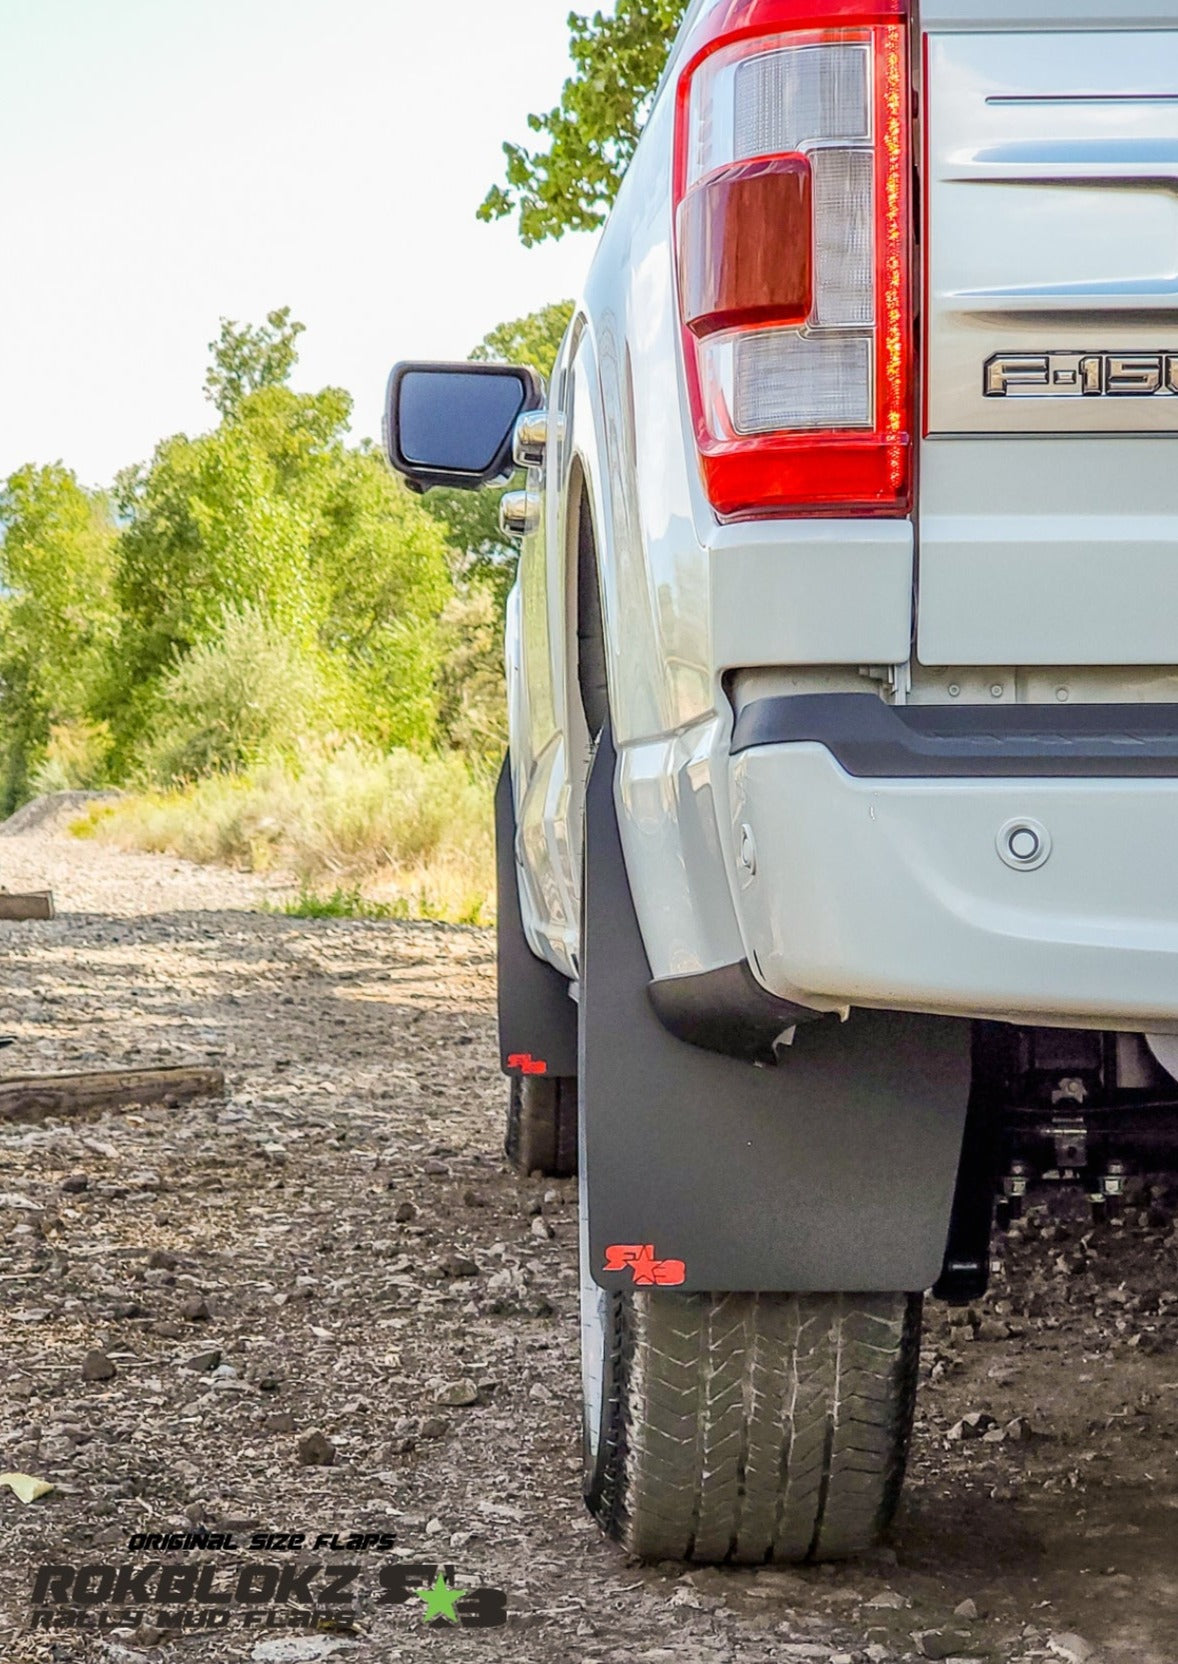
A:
<box><xmin>182</xmin><ymin>1349</ymin><xmax>222</xmax><ymax>1373</ymax></box>
<box><xmin>394</xmin><ymin>1201</ymin><xmax>416</xmax><ymax>1223</ymax></box>
<box><xmin>947</xmin><ymin>1412</ymin><xmax>997</xmax><ymax>1441</ymax></box>
<box><xmin>179</xmin><ymin>1295</ymin><xmax>210</xmax><ymax>1322</ymax></box>
<box><xmin>530</xmin><ymin>1216</ymin><xmax>555</xmax><ymax>1240</ymax></box>
<box><xmin>866</xmin><ymin>1590</ymin><xmax>909</xmax><ymax>1609</ymax></box>
<box><xmin>82</xmin><ymin>1349</ymin><xmax>117</xmax><ymax>1382</ymax></box>
<box><xmin>953</xmin><ymin>1599</ymin><xmax>979</xmax><ymax>1620</ymax></box>
<box><xmin>60</xmin><ymin>1174</ymin><xmax>89</xmax><ymax>1194</ymax></box>
<box><xmin>148</xmin><ymin>1249</ymin><xmax>178</xmax><ymax>1270</ymax></box>
<box><xmin>975</xmin><ymin>1318</ymin><xmax>1010</xmax><ymax>1342</ymax></box>
<box><xmin>914</xmin><ymin>1633</ymin><xmax>971</xmax><ymax>1661</ymax></box>
<box><xmin>434</xmin><ymin>1378</ymin><xmax>479</xmax><ymax>1407</ymax></box>
<box><xmin>151</xmin><ymin>1321</ymin><xmax>184</xmax><ymax>1340</ymax></box>
<box><xmin>1004</xmin><ymin>1415</ymin><xmax>1035</xmax><ymax>1443</ymax></box>
<box><xmin>250</xmin><ymin>1638</ymin><xmax>351</xmax><ymax>1662</ymax></box>
<box><xmin>423</xmin><ymin>1159</ymin><xmax>449</xmax><ymax>1177</ymax></box>
<box><xmin>419</xmin><ymin>1416</ymin><xmax>450</xmax><ymax>1439</ymax></box>
<box><xmin>1047</xmin><ymin>1635</ymin><xmax>1096</xmax><ymax>1664</ymax></box>
<box><xmin>266</xmin><ymin>1412</ymin><xmax>296</xmax><ymax>1434</ymax></box>
<box><xmin>296</xmin><ymin>1430</ymin><xmax>336</xmax><ymax>1467</ymax></box>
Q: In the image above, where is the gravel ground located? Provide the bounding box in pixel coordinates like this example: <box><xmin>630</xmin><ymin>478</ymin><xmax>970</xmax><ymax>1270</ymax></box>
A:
<box><xmin>0</xmin><ymin>827</ymin><xmax>1176</xmax><ymax>1664</ymax></box>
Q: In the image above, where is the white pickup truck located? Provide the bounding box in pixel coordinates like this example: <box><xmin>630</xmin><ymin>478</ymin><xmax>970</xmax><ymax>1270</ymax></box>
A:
<box><xmin>386</xmin><ymin>0</ymin><xmax>1178</xmax><ymax>1564</ymax></box>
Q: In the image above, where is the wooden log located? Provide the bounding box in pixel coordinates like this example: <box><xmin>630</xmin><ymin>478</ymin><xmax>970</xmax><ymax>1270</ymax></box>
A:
<box><xmin>0</xmin><ymin>1065</ymin><xmax>225</xmax><ymax>1124</ymax></box>
<box><xmin>0</xmin><ymin>892</ymin><xmax>55</xmax><ymax>921</ymax></box>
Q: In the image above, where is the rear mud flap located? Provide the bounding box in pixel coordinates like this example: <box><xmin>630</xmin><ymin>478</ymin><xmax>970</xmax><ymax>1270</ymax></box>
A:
<box><xmin>581</xmin><ymin>729</ymin><xmax>972</xmax><ymax>1293</ymax></box>
<box><xmin>495</xmin><ymin>759</ymin><xmax>578</xmax><ymax>1079</ymax></box>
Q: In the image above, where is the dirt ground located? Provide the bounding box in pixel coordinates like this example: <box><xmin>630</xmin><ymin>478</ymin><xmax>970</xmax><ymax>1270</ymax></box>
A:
<box><xmin>0</xmin><ymin>824</ymin><xmax>1176</xmax><ymax>1664</ymax></box>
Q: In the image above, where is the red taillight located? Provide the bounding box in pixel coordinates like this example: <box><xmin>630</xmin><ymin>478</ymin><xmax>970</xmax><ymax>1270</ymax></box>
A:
<box><xmin>673</xmin><ymin>0</ymin><xmax>911</xmax><ymax>520</ymax></box>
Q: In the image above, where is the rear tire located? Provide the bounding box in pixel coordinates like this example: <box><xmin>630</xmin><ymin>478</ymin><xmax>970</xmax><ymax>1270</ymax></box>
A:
<box><xmin>505</xmin><ymin>1075</ymin><xmax>578</xmax><ymax>1177</ymax></box>
<box><xmin>582</xmin><ymin>1282</ymin><xmax>920</xmax><ymax>1563</ymax></box>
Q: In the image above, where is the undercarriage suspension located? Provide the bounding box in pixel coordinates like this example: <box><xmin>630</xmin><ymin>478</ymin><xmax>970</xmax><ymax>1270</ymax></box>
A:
<box><xmin>935</xmin><ymin>1022</ymin><xmax>1178</xmax><ymax>1304</ymax></box>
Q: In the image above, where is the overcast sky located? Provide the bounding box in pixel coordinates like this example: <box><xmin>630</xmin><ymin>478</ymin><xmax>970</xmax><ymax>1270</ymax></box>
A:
<box><xmin>0</xmin><ymin>0</ymin><xmax>597</xmax><ymax>489</ymax></box>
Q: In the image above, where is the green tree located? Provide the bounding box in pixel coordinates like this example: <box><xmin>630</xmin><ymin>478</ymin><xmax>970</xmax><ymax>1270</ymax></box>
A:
<box><xmin>478</xmin><ymin>1</ymin><xmax>687</xmax><ymax>245</ymax></box>
<box><xmin>0</xmin><ymin>464</ymin><xmax>119</xmax><ymax>808</ymax></box>
<box><xmin>315</xmin><ymin>443</ymin><xmax>453</xmax><ymax>750</ymax></box>
<box><xmin>0</xmin><ymin>313</ymin><xmax>465</xmax><ymax>807</ymax></box>
<box><xmin>470</xmin><ymin>300</ymin><xmax>576</xmax><ymax>374</ymax></box>
<box><xmin>114</xmin><ymin>319</ymin><xmax>454</xmax><ymax>766</ymax></box>
<box><xmin>204</xmin><ymin>305</ymin><xmax>306</xmax><ymax>418</ymax></box>
<box><xmin>112</xmin><ymin>384</ymin><xmax>349</xmax><ymax>705</ymax></box>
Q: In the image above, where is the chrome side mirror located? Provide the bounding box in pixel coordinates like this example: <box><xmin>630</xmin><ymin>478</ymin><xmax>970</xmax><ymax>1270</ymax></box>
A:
<box><xmin>512</xmin><ymin>409</ymin><xmax>549</xmax><ymax>469</ymax></box>
<box><xmin>499</xmin><ymin>487</ymin><xmax>540</xmax><ymax>540</ymax></box>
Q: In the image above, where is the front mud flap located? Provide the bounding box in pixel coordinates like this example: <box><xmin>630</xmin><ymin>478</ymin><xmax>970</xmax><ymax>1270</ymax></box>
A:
<box><xmin>495</xmin><ymin>758</ymin><xmax>578</xmax><ymax>1079</ymax></box>
<box><xmin>581</xmin><ymin>728</ymin><xmax>972</xmax><ymax>1294</ymax></box>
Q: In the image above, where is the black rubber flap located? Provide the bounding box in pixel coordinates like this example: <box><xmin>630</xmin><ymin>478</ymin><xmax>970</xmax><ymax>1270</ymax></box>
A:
<box><xmin>580</xmin><ymin>728</ymin><xmax>972</xmax><ymax>1293</ymax></box>
<box><xmin>495</xmin><ymin>759</ymin><xmax>578</xmax><ymax>1079</ymax></box>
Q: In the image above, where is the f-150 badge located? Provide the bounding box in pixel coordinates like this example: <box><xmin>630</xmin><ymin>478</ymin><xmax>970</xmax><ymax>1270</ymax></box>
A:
<box><xmin>984</xmin><ymin>352</ymin><xmax>1178</xmax><ymax>397</ymax></box>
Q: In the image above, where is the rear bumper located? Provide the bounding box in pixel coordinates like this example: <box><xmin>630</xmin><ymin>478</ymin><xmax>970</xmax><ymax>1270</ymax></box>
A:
<box><xmin>728</xmin><ymin>697</ymin><xmax>1178</xmax><ymax>1028</ymax></box>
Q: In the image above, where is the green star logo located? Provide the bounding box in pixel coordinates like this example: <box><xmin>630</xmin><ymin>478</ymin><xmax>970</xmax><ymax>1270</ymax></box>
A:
<box><xmin>414</xmin><ymin>1569</ymin><xmax>467</xmax><ymax>1625</ymax></box>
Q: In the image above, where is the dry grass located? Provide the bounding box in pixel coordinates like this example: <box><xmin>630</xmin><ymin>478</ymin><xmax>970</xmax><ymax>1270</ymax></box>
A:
<box><xmin>74</xmin><ymin>745</ymin><xmax>495</xmax><ymax>924</ymax></box>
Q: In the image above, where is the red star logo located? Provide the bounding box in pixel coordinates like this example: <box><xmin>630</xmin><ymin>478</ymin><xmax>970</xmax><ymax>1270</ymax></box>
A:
<box><xmin>602</xmin><ymin>1243</ymin><xmax>686</xmax><ymax>1286</ymax></box>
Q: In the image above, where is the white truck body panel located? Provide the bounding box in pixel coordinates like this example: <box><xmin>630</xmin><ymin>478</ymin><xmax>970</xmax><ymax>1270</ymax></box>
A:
<box><xmin>507</xmin><ymin>0</ymin><xmax>1178</xmax><ymax>1033</ymax></box>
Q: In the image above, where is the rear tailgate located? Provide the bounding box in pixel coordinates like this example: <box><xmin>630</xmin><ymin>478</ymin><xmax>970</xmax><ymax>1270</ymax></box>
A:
<box><xmin>918</xmin><ymin>8</ymin><xmax>1178</xmax><ymax>667</ymax></box>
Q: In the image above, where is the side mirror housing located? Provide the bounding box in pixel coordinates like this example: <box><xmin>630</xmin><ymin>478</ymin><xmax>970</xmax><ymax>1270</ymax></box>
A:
<box><xmin>384</xmin><ymin>361</ymin><xmax>544</xmax><ymax>492</ymax></box>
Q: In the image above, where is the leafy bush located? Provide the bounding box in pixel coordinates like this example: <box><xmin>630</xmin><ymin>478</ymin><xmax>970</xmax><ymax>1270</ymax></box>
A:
<box><xmin>0</xmin><ymin>465</ymin><xmax>119</xmax><ymax>811</ymax></box>
<box><xmin>139</xmin><ymin>604</ymin><xmax>326</xmax><ymax>782</ymax></box>
<box><xmin>435</xmin><ymin>589</ymin><xmax>507</xmax><ymax>765</ymax></box>
<box><xmin>31</xmin><ymin>720</ymin><xmax>115</xmax><ymax>794</ymax></box>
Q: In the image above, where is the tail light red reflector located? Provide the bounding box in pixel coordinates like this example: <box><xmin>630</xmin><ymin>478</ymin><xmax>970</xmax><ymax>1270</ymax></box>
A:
<box><xmin>679</xmin><ymin>154</ymin><xmax>813</xmax><ymax>336</ymax></box>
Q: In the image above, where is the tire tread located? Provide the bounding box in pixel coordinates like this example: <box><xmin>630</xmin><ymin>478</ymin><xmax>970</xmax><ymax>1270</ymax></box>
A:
<box><xmin>588</xmin><ymin>1289</ymin><xmax>920</xmax><ymax>1564</ymax></box>
<box><xmin>505</xmin><ymin>1075</ymin><xmax>578</xmax><ymax>1177</ymax></box>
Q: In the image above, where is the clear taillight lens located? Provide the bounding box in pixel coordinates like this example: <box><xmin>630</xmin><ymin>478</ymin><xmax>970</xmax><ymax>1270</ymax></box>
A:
<box><xmin>688</xmin><ymin>41</ymin><xmax>871</xmax><ymax>185</ymax></box>
<box><xmin>702</xmin><ymin>329</ymin><xmax>874</xmax><ymax>434</ymax></box>
<box><xmin>673</xmin><ymin>1</ymin><xmax>911</xmax><ymax>519</ymax></box>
